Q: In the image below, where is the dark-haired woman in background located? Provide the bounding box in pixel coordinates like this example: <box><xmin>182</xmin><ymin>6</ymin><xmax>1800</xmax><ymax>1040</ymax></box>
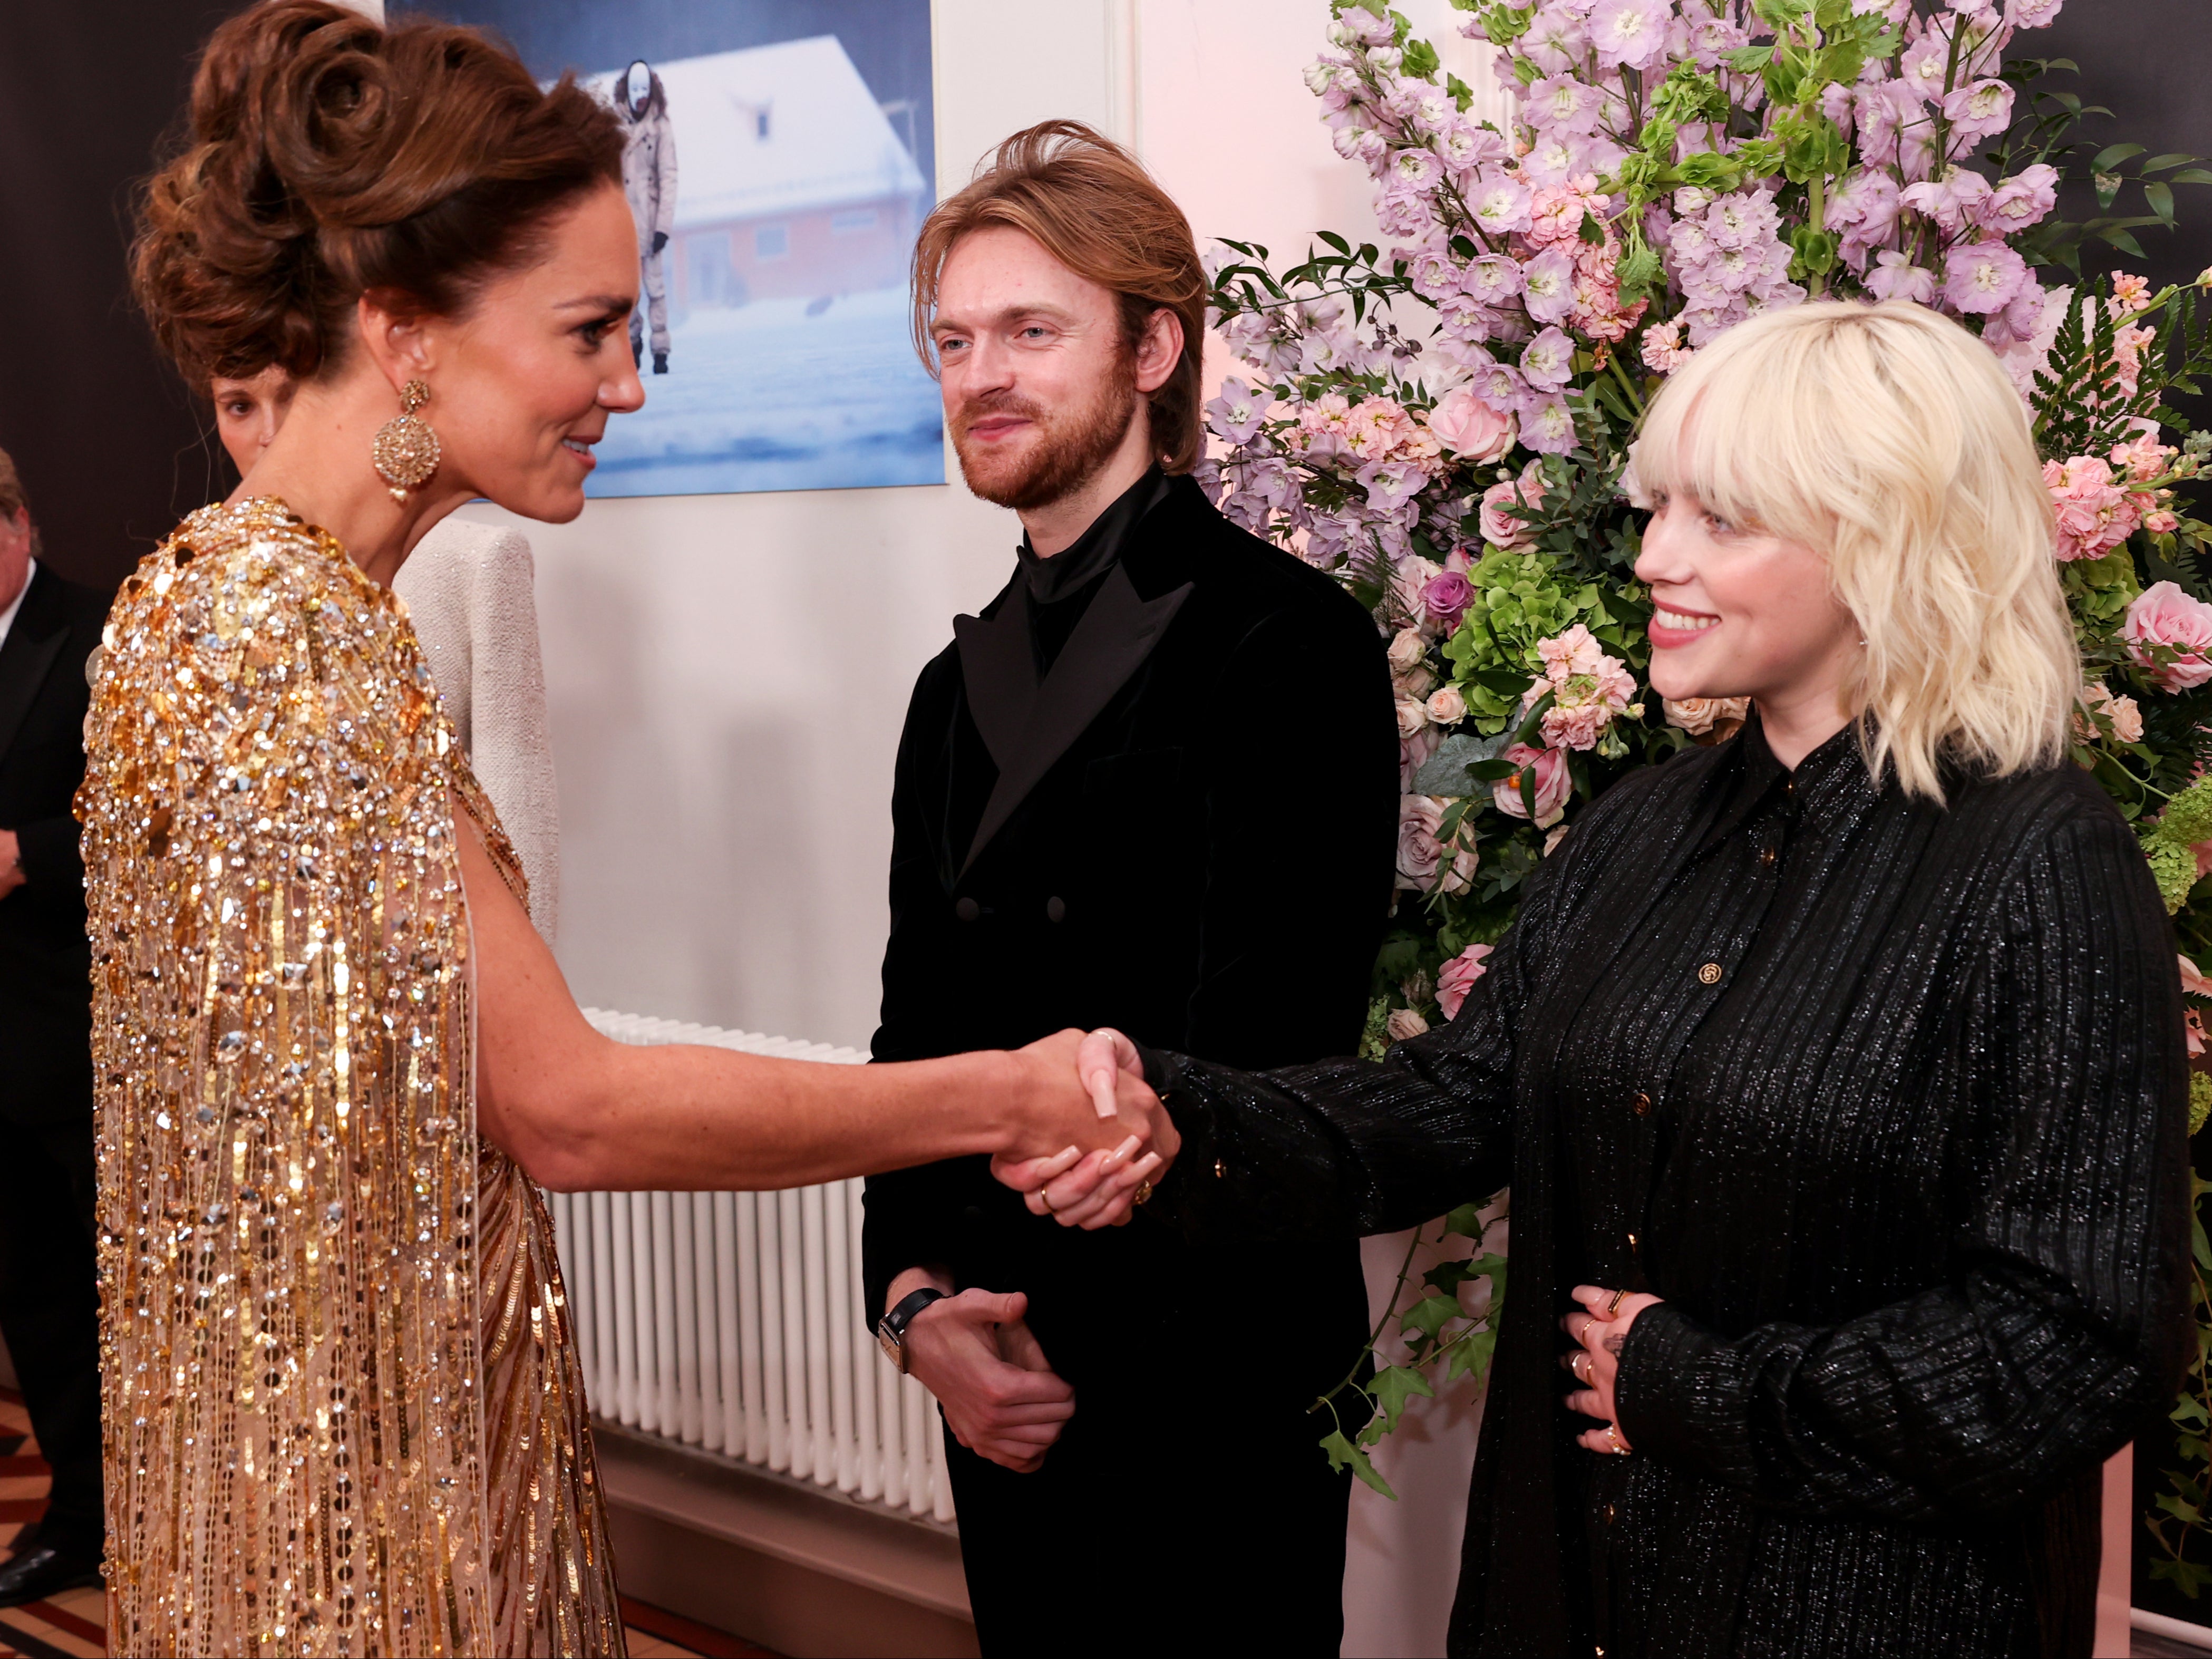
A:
<box><xmin>100</xmin><ymin>4</ymin><xmax>1167</xmax><ymax>1653</ymax></box>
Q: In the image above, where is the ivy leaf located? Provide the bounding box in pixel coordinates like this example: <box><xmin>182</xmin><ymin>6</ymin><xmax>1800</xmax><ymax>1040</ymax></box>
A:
<box><xmin>1320</xmin><ymin>1429</ymin><xmax>1399</xmax><ymax>1498</ymax></box>
<box><xmin>1441</xmin><ymin>1200</ymin><xmax>1491</xmax><ymax>1238</ymax></box>
<box><xmin>1402</xmin><ymin>1293</ymin><xmax>1467</xmax><ymax>1342</ymax></box>
<box><xmin>1372</xmin><ymin>1363</ymin><xmax>1437</xmax><ymax>1431</ymax></box>
<box><xmin>1447</xmin><ymin>1326</ymin><xmax>1499</xmax><ymax>1382</ymax></box>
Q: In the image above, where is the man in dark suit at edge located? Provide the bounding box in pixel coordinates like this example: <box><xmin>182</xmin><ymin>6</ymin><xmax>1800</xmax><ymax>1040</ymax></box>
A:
<box><xmin>864</xmin><ymin>123</ymin><xmax>1399</xmax><ymax>1653</ymax></box>
<box><xmin>0</xmin><ymin>448</ymin><xmax>111</xmax><ymax>1604</ymax></box>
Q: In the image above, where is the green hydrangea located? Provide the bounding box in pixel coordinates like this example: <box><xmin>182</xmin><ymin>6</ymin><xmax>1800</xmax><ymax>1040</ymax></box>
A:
<box><xmin>1444</xmin><ymin>550</ymin><xmax>1613</xmax><ymax>733</ymax></box>
<box><xmin>2158</xmin><ymin>777</ymin><xmax>2212</xmax><ymax>851</ymax></box>
<box><xmin>2144</xmin><ymin>837</ymin><xmax>2199</xmax><ymax>914</ymax></box>
<box><xmin>2191</xmin><ymin>1073</ymin><xmax>2212</xmax><ymax>1139</ymax></box>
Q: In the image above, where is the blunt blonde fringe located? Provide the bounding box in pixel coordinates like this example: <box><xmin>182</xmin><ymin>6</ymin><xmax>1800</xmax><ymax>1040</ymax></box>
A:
<box><xmin>909</xmin><ymin>120</ymin><xmax>1209</xmax><ymax>473</ymax></box>
<box><xmin>1632</xmin><ymin>300</ymin><xmax>2077</xmax><ymax>804</ymax></box>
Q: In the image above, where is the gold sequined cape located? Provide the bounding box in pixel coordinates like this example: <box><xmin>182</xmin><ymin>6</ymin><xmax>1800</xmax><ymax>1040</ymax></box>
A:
<box><xmin>80</xmin><ymin>499</ymin><xmax>624</xmax><ymax>1657</ymax></box>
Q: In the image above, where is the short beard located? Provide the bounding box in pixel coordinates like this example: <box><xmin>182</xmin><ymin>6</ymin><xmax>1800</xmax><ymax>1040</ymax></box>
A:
<box><xmin>950</xmin><ymin>350</ymin><xmax>1139</xmax><ymax>513</ymax></box>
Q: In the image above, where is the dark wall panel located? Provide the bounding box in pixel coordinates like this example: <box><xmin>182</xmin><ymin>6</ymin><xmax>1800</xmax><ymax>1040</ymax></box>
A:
<box><xmin>0</xmin><ymin>2</ymin><xmax>248</xmax><ymax>590</ymax></box>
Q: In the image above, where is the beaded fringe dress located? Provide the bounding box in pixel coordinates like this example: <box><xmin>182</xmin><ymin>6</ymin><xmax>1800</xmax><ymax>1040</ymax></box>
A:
<box><xmin>78</xmin><ymin>498</ymin><xmax>625</xmax><ymax>1657</ymax></box>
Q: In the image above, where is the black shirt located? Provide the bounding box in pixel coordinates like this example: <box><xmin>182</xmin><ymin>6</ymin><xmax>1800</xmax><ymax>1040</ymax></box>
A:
<box><xmin>1143</xmin><ymin>716</ymin><xmax>2191</xmax><ymax>1658</ymax></box>
<box><xmin>1013</xmin><ymin>466</ymin><xmax>1168</xmax><ymax>677</ymax></box>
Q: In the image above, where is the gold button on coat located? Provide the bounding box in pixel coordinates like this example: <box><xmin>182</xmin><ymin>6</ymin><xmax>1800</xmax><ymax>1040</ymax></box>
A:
<box><xmin>1632</xmin><ymin>1091</ymin><xmax>1653</xmax><ymax>1117</ymax></box>
<box><xmin>1698</xmin><ymin>961</ymin><xmax>1723</xmax><ymax>985</ymax></box>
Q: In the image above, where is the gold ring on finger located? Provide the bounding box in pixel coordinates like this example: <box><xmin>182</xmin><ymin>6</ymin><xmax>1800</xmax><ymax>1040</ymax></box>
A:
<box><xmin>1573</xmin><ymin>1351</ymin><xmax>1592</xmax><ymax>1384</ymax></box>
<box><xmin>1039</xmin><ymin>1186</ymin><xmax>1056</xmax><ymax>1215</ymax></box>
<box><xmin>1606</xmin><ymin>1287</ymin><xmax>1627</xmax><ymax>1316</ymax></box>
<box><xmin>1134</xmin><ymin>1181</ymin><xmax>1155</xmax><ymax>1206</ymax></box>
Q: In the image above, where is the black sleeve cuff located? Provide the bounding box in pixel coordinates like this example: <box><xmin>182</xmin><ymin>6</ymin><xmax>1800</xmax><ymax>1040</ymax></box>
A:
<box><xmin>1613</xmin><ymin>1301</ymin><xmax>1749</xmax><ymax>1483</ymax></box>
<box><xmin>1129</xmin><ymin>1041</ymin><xmax>1225</xmax><ymax>1233</ymax></box>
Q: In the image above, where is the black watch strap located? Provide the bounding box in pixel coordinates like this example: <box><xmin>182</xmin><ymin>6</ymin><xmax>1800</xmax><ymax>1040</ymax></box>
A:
<box><xmin>877</xmin><ymin>1286</ymin><xmax>948</xmax><ymax>1373</ymax></box>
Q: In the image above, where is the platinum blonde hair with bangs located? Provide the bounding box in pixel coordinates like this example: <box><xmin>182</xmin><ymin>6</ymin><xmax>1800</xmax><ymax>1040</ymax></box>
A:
<box><xmin>1631</xmin><ymin>300</ymin><xmax>2079</xmax><ymax>804</ymax></box>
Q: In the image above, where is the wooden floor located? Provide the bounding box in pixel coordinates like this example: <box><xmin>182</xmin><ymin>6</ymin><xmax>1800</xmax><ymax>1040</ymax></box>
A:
<box><xmin>0</xmin><ymin>1388</ymin><xmax>778</xmax><ymax>1658</ymax></box>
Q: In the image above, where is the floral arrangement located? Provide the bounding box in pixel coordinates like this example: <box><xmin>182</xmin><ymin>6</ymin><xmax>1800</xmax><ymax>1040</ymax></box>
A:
<box><xmin>1198</xmin><ymin>0</ymin><xmax>2212</xmax><ymax>1579</ymax></box>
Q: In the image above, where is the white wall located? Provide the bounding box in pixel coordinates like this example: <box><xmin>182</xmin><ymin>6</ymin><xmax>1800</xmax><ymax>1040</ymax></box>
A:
<box><xmin>460</xmin><ymin>3</ymin><xmax>1491</xmax><ymax>1651</ymax></box>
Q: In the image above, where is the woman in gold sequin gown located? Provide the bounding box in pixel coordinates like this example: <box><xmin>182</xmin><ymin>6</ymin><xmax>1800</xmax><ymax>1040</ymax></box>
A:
<box><xmin>94</xmin><ymin>6</ymin><xmax>1168</xmax><ymax>1655</ymax></box>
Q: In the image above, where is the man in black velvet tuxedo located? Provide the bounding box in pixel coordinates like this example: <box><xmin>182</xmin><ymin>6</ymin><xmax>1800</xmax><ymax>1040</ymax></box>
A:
<box><xmin>0</xmin><ymin>451</ymin><xmax>110</xmax><ymax>1605</ymax></box>
<box><xmin>862</xmin><ymin>123</ymin><xmax>1398</xmax><ymax>1654</ymax></box>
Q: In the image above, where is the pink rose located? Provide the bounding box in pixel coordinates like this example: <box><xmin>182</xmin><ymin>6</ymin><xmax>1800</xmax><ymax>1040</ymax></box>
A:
<box><xmin>2123</xmin><ymin>580</ymin><xmax>2212</xmax><ymax>692</ymax></box>
<box><xmin>1422</xmin><ymin>570</ymin><xmax>1476</xmax><ymax>633</ymax></box>
<box><xmin>1663</xmin><ymin>695</ymin><xmax>1750</xmax><ymax>736</ymax></box>
<box><xmin>1437</xmin><ymin>942</ymin><xmax>1498</xmax><ymax>1022</ymax></box>
<box><xmin>2043</xmin><ymin>455</ymin><xmax>2140</xmax><ymax>561</ymax></box>
<box><xmin>1479</xmin><ymin>463</ymin><xmax>1548</xmax><ymax>548</ymax></box>
<box><xmin>1426</xmin><ymin>387</ymin><xmax>1518</xmax><ymax>462</ymax></box>
<box><xmin>1491</xmin><ymin>743</ymin><xmax>1573</xmax><ymax>828</ymax></box>
<box><xmin>2180</xmin><ymin>954</ymin><xmax>2212</xmax><ymax>999</ymax></box>
<box><xmin>1396</xmin><ymin>794</ymin><xmax>1478</xmax><ymax>892</ymax></box>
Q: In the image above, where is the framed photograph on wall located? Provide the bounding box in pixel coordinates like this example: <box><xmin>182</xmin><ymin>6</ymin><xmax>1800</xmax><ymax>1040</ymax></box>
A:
<box><xmin>424</xmin><ymin>0</ymin><xmax>942</xmax><ymax>498</ymax></box>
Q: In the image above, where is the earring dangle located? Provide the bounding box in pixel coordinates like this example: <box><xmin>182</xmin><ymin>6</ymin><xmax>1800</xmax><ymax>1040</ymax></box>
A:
<box><xmin>371</xmin><ymin>379</ymin><xmax>441</xmax><ymax>502</ymax></box>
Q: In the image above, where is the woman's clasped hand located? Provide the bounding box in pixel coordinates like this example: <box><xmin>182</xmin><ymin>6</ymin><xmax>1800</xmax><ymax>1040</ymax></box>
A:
<box><xmin>994</xmin><ymin>1026</ymin><xmax>1170</xmax><ymax>1228</ymax></box>
<box><xmin>1559</xmin><ymin>1285</ymin><xmax>1664</xmax><ymax>1456</ymax></box>
<box><xmin>999</xmin><ymin>1027</ymin><xmax>1178</xmax><ymax>1227</ymax></box>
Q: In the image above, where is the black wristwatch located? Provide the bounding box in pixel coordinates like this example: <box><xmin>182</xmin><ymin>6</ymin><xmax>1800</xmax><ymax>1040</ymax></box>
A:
<box><xmin>877</xmin><ymin>1286</ymin><xmax>949</xmax><ymax>1374</ymax></box>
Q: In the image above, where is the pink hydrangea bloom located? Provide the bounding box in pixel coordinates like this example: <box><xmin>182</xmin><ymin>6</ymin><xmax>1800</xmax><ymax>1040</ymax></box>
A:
<box><xmin>2123</xmin><ymin>581</ymin><xmax>2212</xmax><ymax>691</ymax></box>
<box><xmin>2044</xmin><ymin>455</ymin><xmax>2141</xmax><ymax>560</ymax></box>
<box><xmin>1436</xmin><ymin>943</ymin><xmax>1497</xmax><ymax>1022</ymax></box>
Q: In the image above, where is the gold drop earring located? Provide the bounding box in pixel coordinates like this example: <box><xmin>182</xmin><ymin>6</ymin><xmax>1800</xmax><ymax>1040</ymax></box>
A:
<box><xmin>371</xmin><ymin>379</ymin><xmax>441</xmax><ymax>502</ymax></box>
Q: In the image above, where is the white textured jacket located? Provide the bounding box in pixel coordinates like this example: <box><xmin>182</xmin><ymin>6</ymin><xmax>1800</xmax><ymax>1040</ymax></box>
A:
<box><xmin>392</xmin><ymin>518</ymin><xmax>561</xmax><ymax>943</ymax></box>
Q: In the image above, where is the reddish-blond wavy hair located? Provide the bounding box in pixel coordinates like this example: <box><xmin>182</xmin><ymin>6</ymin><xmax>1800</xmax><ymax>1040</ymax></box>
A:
<box><xmin>911</xmin><ymin>121</ymin><xmax>1209</xmax><ymax>474</ymax></box>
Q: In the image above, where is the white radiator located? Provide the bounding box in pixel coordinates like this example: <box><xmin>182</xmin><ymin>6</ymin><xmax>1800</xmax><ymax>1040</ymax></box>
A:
<box><xmin>548</xmin><ymin>1010</ymin><xmax>956</xmax><ymax>1525</ymax></box>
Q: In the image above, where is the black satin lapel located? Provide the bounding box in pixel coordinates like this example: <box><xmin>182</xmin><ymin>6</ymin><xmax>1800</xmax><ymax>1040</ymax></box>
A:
<box><xmin>0</xmin><ymin>582</ymin><xmax>66</xmax><ymax>764</ymax></box>
<box><xmin>954</xmin><ymin>601</ymin><xmax>1036</xmax><ymax>773</ymax></box>
<box><xmin>959</xmin><ymin>564</ymin><xmax>1192</xmax><ymax>877</ymax></box>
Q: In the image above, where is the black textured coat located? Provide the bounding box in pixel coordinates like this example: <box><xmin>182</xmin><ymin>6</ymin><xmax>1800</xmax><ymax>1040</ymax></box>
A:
<box><xmin>0</xmin><ymin>564</ymin><xmax>107</xmax><ymax>1126</ymax></box>
<box><xmin>1141</xmin><ymin>717</ymin><xmax>2192</xmax><ymax>1659</ymax></box>
<box><xmin>864</xmin><ymin>476</ymin><xmax>1399</xmax><ymax>1650</ymax></box>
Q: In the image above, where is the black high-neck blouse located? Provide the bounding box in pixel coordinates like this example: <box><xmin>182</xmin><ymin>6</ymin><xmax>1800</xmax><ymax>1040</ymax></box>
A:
<box><xmin>1140</xmin><ymin>717</ymin><xmax>2192</xmax><ymax>1658</ymax></box>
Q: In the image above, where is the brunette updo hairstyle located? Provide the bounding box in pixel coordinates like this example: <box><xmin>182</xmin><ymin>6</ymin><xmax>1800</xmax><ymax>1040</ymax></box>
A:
<box><xmin>133</xmin><ymin>0</ymin><xmax>623</xmax><ymax>386</ymax></box>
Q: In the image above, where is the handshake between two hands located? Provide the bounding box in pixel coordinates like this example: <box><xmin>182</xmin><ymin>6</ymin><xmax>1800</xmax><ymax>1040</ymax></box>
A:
<box><xmin>993</xmin><ymin>1027</ymin><xmax>1180</xmax><ymax>1230</ymax></box>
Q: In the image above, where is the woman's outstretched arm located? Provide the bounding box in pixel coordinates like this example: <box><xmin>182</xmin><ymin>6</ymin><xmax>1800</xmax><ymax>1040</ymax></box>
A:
<box><xmin>457</xmin><ymin>804</ymin><xmax>1170</xmax><ymax>1193</ymax></box>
